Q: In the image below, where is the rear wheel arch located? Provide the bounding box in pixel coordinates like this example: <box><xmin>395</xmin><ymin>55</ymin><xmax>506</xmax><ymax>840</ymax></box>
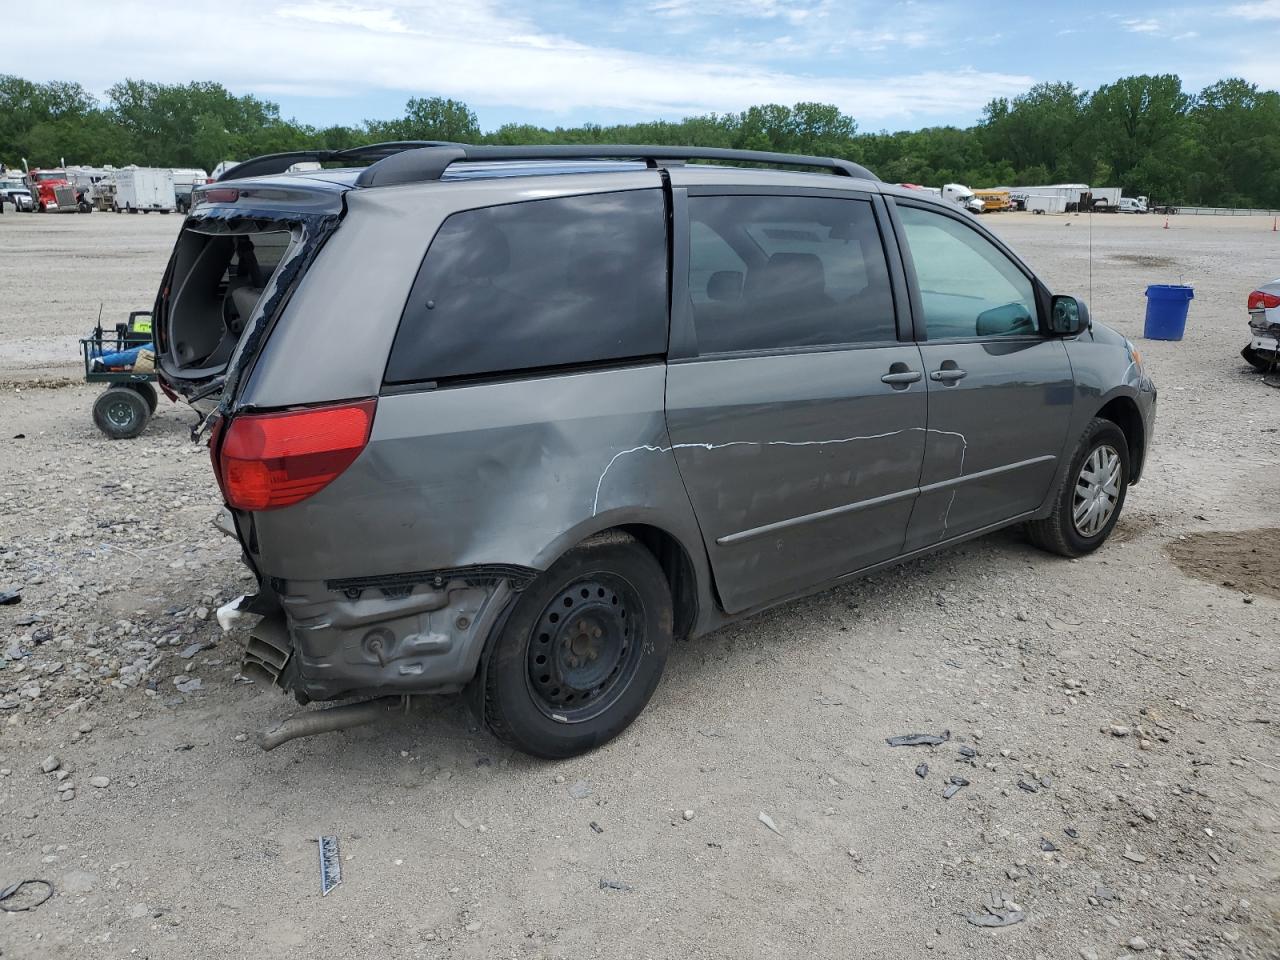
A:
<box><xmin>1095</xmin><ymin>395</ymin><xmax>1145</xmax><ymax>482</ymax></box>
<box><xmin>568</xmin><ymin>523</ymin><xmax>700</xmax><ymax>642</ymax></box>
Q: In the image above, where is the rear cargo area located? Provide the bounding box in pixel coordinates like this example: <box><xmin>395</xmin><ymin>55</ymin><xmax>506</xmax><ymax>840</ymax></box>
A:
<box><xmin>159</xmin><ymin>224</ymin><xmax>294</xmax><ymax>382</ymax></box>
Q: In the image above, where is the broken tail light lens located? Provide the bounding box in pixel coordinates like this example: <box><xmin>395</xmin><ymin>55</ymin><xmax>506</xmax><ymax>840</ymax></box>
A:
<box><xmin>1248</xmin><ymin>291</ymin><xmax>1280</xmax><ymax>311</ymax></box>
<box><xmin>215</xmin><ymin>399</ymin><xmax>377</xmax><ymax>511</ymax></box>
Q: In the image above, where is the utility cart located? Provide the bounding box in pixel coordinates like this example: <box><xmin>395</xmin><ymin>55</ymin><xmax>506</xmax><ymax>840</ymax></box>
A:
<box><xmin>81</xmin><ymin>311</ymin><xmax>160</xmax><ymax>439</ymax></box>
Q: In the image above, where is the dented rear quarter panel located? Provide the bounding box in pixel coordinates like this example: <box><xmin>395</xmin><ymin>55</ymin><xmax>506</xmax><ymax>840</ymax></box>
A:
<box><xmin>246</xmin><ymin>363</ymin><xmax>717</xmax><ymax>626</ymax></box>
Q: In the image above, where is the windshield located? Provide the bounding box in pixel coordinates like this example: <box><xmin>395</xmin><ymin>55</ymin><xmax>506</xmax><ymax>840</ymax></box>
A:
<box><xmin>33</xmin><ymin>172</ymin><xmax>66</xmax><ymax>182</ymax></box>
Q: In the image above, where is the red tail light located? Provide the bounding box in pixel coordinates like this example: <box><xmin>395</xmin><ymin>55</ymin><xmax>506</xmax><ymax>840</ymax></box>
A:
<box><xmin>213</xmin><ymin>399</ymin><xmax>377</xmax><ymax>511</ymax></box>
<box><xmin>1248</xmin><ymin>290</ymin><xmax>1280</xmax><ymax>310</ymax></box>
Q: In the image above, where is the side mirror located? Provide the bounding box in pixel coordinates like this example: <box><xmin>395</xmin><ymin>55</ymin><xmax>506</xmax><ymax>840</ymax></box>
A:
<box><xmin>1050</xmin><ymin>295</ymin><xmax>1090</xmax><ymax>335</ymax></box>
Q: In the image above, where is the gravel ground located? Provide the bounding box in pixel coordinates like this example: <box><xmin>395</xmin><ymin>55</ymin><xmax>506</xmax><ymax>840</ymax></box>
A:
<box><xmin>0</xmin><ymin>211</ymin><xmax>1277</xmax><ymax>959</ymax></box>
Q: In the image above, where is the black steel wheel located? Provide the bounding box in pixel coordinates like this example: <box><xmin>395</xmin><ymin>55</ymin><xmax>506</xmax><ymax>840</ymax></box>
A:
<box><xmin>92</xmin><ymin>386</ymin><xmax>149</xmax><ymax>440</ymax></box>
<box><xmin>473</xmin><ymin>536</ymin><xmax>672</xmax><ymax>759</ymax></box>
<box><xmin>525</xmin><ymin>573</ymin><xmax>647</xmax><ymax>723</ymax></box>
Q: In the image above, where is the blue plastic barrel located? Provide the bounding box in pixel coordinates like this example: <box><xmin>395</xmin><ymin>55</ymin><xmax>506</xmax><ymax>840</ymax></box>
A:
<box><xmin>1143</xmin><ymin>284</ymin><xmax>1194</xmax><ymax>340</ymax></box>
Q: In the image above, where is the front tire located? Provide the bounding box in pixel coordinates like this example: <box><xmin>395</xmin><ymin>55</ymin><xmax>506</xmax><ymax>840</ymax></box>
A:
<box><xmin>473</xmin><ymin>536</ymin><xmax>672</xmax><ymax>759</ymax></box>
<box><xmin>1027</xmin><ymin>417</ymin><xmax>1129</xmax><ymax>557</ymax></box>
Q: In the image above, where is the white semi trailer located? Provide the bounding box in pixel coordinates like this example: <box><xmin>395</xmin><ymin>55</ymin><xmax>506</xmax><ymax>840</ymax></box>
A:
<box><xmin>112</xmin><ymin>168</ymin><xmax>177</xmax><ymax>214</ymax></box>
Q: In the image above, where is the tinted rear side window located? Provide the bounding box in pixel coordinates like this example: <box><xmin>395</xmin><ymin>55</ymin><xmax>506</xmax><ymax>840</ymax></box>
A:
<box><xmin>687</xmin><ymin>195</ymin><xmax>895</xmax><ymax>355</ymax></box>
<box><xmin>385</xmin><ymin>189</ymin><xmax>668</xmax><ymax>384</ymax></box>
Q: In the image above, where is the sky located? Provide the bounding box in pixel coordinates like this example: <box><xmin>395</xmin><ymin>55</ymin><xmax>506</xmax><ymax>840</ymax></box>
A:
<box><xmin>9</xmin><ymin>0</ymin><xmax>1280</xmax><ymax>133</ymax></box>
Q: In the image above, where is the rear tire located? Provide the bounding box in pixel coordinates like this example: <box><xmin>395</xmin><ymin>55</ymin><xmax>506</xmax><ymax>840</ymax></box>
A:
<box><xmin>473</xmin><ymin>536</ymin><xmax>672</xmax><ymax>759</ymax></box>
<box><xmin>1027</xmin><ymin>417</ymin><xmax>1129</xmax><ymax>557</ymax></box>
<box><xmin>125</xmin><ymin>380</ymin><xmax>158</xmax><ymax>414</ymax></box>
<box><xmin>1242</xmin><ymin>346</ymin><xmax>1274</xmax><ymax>372</ymax></box>
<box><xmin>93</xmin><ymin>386</ymin><xmax>149</xmax><ymax>440</ymax></box>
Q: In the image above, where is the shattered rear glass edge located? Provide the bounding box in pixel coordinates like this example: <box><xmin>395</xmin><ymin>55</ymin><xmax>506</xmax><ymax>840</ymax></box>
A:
<box><xmin>176</xmin><ymin>203</ymin><xmax>344</xmax><ymax>438</ymax></box>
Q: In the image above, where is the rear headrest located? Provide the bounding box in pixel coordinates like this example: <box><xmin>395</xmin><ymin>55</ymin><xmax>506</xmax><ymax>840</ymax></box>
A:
<box><xmin>746</xmin><ymin>251</ymin><xmax>826</xmax><ymax>298</ymax></box>
<box><xmin>706</xmin><ymin>270</ymin><xmax>742</xmax><ymax>302</ymax></box>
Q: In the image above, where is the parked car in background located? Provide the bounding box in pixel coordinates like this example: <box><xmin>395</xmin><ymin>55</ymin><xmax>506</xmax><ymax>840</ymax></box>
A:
<box><xmin>171</xmin><ymin>168</ymin><xmax>209</xmax><ymax>213</ymax></box>
<box><xmin>155</xmin><ymin>142</ymin><xmax>1157</xmax><ymax>759</ymax></box>
<box><xmin>1243</xmin><ymin>280</ymin><xmax>1280</xmax><ymax>371</ymax></box>
<box><xmin>1117</xmin><ymin>197</ymin><xmax>1148</xmax><ymax>214</ymax></box>
<box><xmin>0</xmin><ymin>178</ymin><xmax>36</xmax><ymax>211</ymax></box>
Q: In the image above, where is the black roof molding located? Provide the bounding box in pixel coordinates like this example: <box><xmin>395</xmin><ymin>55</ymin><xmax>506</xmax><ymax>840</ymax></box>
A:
<box><xmin>221</xmin><ymin>142</ymin><xmax>879</xmax><ymax>187</ymax></box>
<box><xmin>355</xmin><ymin>144</ymin><xmax>877</xmax><ymax>187</ymax></box>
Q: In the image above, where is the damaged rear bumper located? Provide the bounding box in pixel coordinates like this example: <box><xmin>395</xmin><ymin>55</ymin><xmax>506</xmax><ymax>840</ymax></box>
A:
<box><xmin>239</xmin><ymin>570</ymin><xmax>528</xmax><ymax>702</ymax></box>
<box><xmin>213</xmin><ymin>509</ymin><xmax>533</xmax><ymax>701</ymax></box>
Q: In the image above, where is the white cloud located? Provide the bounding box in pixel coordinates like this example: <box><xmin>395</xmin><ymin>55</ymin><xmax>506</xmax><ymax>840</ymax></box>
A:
<box><xmin>1229</xmin><ymin>0</ymin><xmax>1280</xmax><ymax>18</ymax></box>
<box><xmin>6</xmin><ymin>0</ymin><xmax>1031</xmax><ymax>125</ymax></box>
<box><xmin>278</xmin><ymin>1</ymin><xmax>409</xmax><ymax>32</ymax></box>
<box><xmin>702</xmin><ymin>26</ymin><xmax>935</xmax><ymax>60</ymax></box>
<box><xmin>648</xmin><ymin>0</ymin><xmax>829</xmax><ymax>24</ymax></box>
<box><xmin>1121</xmin><ymin>17</ymin><xmax>1162</xmax><ymax>33</ymax></box>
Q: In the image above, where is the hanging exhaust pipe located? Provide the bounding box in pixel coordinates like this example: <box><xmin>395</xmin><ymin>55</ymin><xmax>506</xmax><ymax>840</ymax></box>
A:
<box><xmin>257</xmin><ymin>696</ymin><xmax>404</xmax><ymax>751</ymax></box>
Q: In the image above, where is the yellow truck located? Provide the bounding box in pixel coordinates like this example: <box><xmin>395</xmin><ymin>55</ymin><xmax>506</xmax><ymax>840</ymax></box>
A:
<box><xmin>972</xmin><ymin>189</ymin><xmax>1011</xmax><ymax>212</ymax></box>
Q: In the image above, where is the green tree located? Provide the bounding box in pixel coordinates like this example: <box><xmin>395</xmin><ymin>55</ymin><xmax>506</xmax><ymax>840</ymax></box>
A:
<box><xmin>979</xmin><ymin>82</ymin><xmax>1088</xmax><ymax>182</ymax></box>
<box><xmin>1190</xmin><ymin>78</ymin><xmax>1280</xmax><ymax>206</ymax></box>
<box><xmin>0</xmin><ymin>74</ymin><xmax>97</xmax><ymax>165</ymax></box>
<box><xmin>368</xmin><ymin>96</ymin><xmax>479</xmax><ymax>142</ymax></box>
<box><xmin>1083</xmin><ymin>74</ymin><xmax>1194</xmax><ymax>200</ymax></box>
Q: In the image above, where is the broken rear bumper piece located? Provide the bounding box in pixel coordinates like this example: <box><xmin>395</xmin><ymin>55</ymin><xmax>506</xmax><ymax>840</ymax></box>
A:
<box><xmin>214</xmin><ymin>507</ymin><xmax>534</xmax><ymax>702</ymax></box>
<box><xmin>235</xmin><ymin>568</ymin><xmax>531</xmax><ymax>703</ymax></box>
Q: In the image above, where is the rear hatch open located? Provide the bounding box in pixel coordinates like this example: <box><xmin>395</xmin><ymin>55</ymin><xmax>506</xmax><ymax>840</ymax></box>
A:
<box><xmin>152</xmin><ymin>175</ymin><xmax>351</xmax><ymax>418</ymax></box>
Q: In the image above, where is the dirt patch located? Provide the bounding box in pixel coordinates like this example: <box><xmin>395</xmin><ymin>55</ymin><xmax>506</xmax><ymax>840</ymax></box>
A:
<box><xmin>1166</xmin><ymin>528</ymin><xmax>1280</xmax><ymax>598</ymax></box>
<box><xmin>1109</xmin><ymin>253</ymin><xmax>1177</xmax><ymax>268</ymax></box>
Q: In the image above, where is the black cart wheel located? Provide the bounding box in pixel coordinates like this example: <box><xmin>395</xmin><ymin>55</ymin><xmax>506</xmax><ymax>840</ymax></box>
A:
<box><xmin>93</xmin><ymin>386</ymin><xmax>149</xmax><ymax>439</ymax></box>
<box><xmin>472</xmin><ymin>536</ymin><xmax>672</xmax><ymax>759</ymax></box>
<box><xmin>124</xmin><ymin>380</ymin><xmax>158</xmax><ymax>413</ymax></box>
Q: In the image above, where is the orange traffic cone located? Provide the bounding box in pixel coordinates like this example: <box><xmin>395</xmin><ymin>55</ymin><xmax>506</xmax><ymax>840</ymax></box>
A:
<box><xmin>1163</xmin><ymin>217</ymin><xmax>1169</xmax><ymax>230</ymax></box>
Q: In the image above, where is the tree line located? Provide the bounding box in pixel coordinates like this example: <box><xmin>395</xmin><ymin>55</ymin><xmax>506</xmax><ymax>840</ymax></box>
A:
<box><xmin>3</xmin><ymin>73</ymin><xmax>1278</xmax><ymax>207</ymax></box>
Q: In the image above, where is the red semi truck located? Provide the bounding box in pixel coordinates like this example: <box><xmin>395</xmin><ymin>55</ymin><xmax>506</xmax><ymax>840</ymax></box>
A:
<box><xmin>24</xmin><ymin>168</ymin><xmax>91</xmax><ymax>213</ymax></box>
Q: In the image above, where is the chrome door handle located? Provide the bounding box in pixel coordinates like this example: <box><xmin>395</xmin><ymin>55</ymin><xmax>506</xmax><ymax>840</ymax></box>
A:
<box><xmin>881</xmin><ymin>370</ymin><xmax>922</xmax><ymax>384</ymax></box>
<box><xmin>930</xmin><ymin>368</ymin><xmax>968</xmax><ymax>383</ymax></box>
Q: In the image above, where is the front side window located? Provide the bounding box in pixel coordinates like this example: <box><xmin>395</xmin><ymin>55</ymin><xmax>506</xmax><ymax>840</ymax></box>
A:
<box><xmin>897</xmin><ymin>205</ymin><xmax>1039</xmax><ymax>339</ymax></box>
<box><xmin>687</xmin><ymin>195</ymin><xmax>895</xmax><ymax>354</ymax></box>
<box><xmin>385</xmin><ymin>189</ymin><xmax>668</xmax><ymax>384</ymax></box>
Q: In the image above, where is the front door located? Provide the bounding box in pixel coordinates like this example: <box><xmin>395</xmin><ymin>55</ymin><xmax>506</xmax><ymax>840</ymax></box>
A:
<box><xmin>891</xmin><ymin>201</ymin><xmax>1075</xmax><ymax>550</ymax></box>
<box><xmin>665</xmin><ymin>190</ymin><xmax>927</xmax><ymax>614</ymax></box>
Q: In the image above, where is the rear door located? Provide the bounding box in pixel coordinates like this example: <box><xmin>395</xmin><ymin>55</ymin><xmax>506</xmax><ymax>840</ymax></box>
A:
<box><xmin>665</xmin><ymin>188</ymin><xmax>927</xmax><ymax>614</ymax></box>
<box><xmin>889</xmin><ymin>200</ymin><xmax>1074</xmax><ymax>550</ymax></box>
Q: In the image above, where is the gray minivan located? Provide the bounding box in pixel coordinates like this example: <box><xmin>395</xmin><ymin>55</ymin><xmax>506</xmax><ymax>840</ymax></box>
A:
<box><xmin>154</xmin><ymin>143</ymin><xmax>1156</xmax><ymax>758</ymax></box>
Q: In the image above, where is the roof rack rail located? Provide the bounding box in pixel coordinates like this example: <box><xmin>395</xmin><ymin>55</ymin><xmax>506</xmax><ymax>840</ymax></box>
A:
<box><xmin>353</xmin><ymin>144</ymin><xmax>878</xmax><ymax>188</ymax></box>
<box><xmin>216</xmin><ymin>141</ymin><xmax>463</xmax><ymax>182</ymax></box>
